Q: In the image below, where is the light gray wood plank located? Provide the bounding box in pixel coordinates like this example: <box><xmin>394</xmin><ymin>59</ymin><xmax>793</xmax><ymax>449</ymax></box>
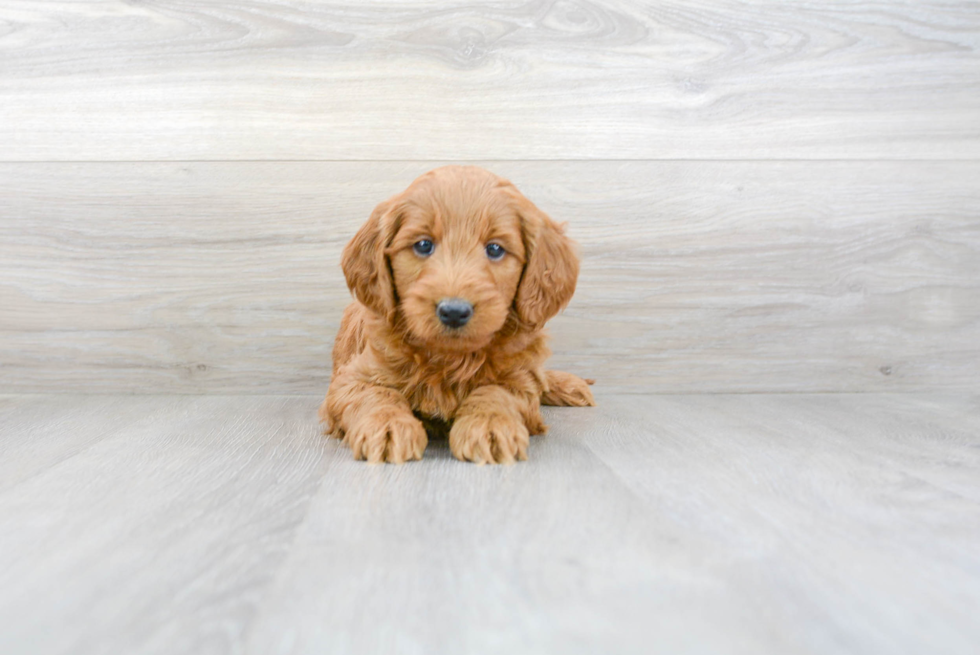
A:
<box><xmin>239</xmin><ymin>393</ymin><xmax>980</xmax><ymax>655</ymax></box>
<box><xmin>0</xmin><ymin>394</ymin><xmax>185</xmax><ymax>492</ymax></box>
<box><xmin>0</xmin><ymin>393</ymin><xmax>978</xmax><ymax>654</ymax></box>
<box><xmin>0</xmin><ymin>395</ymin><xmax>328</xmax><ymax>655</ymax></box>
<box><xmin>1</xmin><ymin>1</ymin><xmax>978</xmax><ymax>160</ymax></box>
<box><xmin>577</xmin><ymin>393</ymin><xmax>980</xmax><ymax>655</ymax></box>
<box><xmin>246</xmin><ymin>423</ymin><xmax>711</xmax><ymax>655</ymax></box>
<box><xmin>2</xmin><ymin>161</ymin><xmax>977</xmax><ymax>394</ymax></box>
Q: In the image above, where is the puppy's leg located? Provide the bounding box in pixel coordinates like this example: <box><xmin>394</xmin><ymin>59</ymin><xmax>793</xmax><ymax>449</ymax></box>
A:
<box><xmin>320</xmin><ymin>377</ymin><xmax>426</xmax><ymax>464</ymax></box>
<box><xmin>541</xmin><ymin>370</ymin><xmax>596</xmax><ymax>407</ymax></box>
<box><xmin>450</xmin><ymin>386</ymin><xmax>540</xmax><ymax>464</ymax></box>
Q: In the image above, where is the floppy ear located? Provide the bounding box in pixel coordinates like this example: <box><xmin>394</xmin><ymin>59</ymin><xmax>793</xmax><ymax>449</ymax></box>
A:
<box><xmin>341</xmin><ymin>200</ymin><xmax>400</xmax><ymax>320</ymax></box>
<box><xmin>512</xmin><ymin>192</ymin><xmax>580</xmax><ymax>329</ymax></box>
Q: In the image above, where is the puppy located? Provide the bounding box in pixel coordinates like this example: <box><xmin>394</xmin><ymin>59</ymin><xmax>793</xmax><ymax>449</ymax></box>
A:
<box><xmin>320</xmin><ymin>165</ymin><xmax>595</xmax><ymax>464</ymax></box>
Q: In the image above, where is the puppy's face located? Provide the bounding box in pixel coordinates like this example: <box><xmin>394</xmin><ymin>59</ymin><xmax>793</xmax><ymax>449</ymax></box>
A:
<box><xmin>387</xmin><ymin>180</ymin><xmax>525</xmax><ymax>351</ymax></box>
<box><xmin>342</xmin><ymin>166</ymin><xmax>579</xmax><ymax>353</ymax></box>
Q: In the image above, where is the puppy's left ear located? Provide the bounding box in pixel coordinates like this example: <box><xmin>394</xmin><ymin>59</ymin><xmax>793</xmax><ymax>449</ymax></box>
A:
<box><xmin>509</xmin><ymin>188</ymin><xmax>580</xmax><ymax>329</ymax></box>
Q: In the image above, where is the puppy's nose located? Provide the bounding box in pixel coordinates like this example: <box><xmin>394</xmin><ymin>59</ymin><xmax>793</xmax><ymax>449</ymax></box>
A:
<box><xmin>437</xmin><ymin>298</ymin><xmax>473</xmax><ymax>328</ymax></box>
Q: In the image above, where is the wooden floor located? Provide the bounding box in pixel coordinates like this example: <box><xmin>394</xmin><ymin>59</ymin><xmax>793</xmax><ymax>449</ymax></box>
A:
<box><xmin>1</xmin><ymin>393</ymin><xmax>978</xmax><ymax>654</ymax></box>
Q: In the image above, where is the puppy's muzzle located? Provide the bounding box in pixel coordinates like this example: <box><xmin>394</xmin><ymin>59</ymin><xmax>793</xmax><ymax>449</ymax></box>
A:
<box><xmin>437</xmin><ymin>298</ymin><xmax>473</xmax><ymax>329</ymax></box>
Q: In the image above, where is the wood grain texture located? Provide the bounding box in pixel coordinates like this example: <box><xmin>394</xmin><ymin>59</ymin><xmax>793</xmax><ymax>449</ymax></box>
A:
<box><xmin>2</xmin><ymin>161</ymin><xmax>978</xmax><ymax>394</ymax></box>
<box><xmin>0</xmin><ymin>395</ymin><xmax>328</xmax><ymax>655</ymax></box>
<box><xmin>1</xmin><ymin>1</ymin><xmax>978</xmax><ymax>161</ymax></box>
<box><xmin>572</xmin><ymin>393</ymin><xmax>980</xmax><ymax>655</ymax></box>
<box><xmin>0</xmin><ymin>394</ymin><xmax>185</xmax><ymax>492</ymax></box>
<box><xmin>1</xmin><ymin>393</ymin><xmax>978</xmax><ymax>654</ymax></box>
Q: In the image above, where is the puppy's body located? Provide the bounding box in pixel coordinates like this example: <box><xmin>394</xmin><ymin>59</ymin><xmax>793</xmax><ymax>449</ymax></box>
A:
<box><xmin>332</xmin><ymin>301</ymin><xmax>549</xmax><ymax>425</ymax></box>
<box><xmin>321</xmin><ymin>166</ymin><xmax>594</xmax><ymax>464</ymax></box>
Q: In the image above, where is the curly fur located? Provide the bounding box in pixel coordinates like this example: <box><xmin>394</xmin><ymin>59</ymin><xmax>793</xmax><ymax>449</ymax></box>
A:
<box><xmin>320</xmin><ymin>165</ymin><xmax>595</xmax><ymax>464</ymax></box>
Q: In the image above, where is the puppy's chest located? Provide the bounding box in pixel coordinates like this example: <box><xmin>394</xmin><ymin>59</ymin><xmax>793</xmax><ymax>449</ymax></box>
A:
<box><xmin>400</xmin><ymin>361</ymin><xmax>496</xmax><ymax>420</ymax></box>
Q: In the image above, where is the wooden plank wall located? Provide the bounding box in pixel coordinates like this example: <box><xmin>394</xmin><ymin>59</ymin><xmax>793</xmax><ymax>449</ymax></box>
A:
<box><xmin>1</xmin><ymin>1</ymin><xmax>978</xmax><ymax>394</ymax></box>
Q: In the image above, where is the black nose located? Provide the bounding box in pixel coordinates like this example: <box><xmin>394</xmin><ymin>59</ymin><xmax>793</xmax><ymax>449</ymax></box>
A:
<box><xmin>437</xmin><ymin>299</ymin><xmax>473</xmax><ymax>328</ymax></box>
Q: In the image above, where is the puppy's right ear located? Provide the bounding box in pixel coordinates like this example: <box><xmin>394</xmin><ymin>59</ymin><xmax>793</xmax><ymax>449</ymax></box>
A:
<box><xmin>341</xmin><ymin>200</ymin><xmax>399</xmax><ymax>320</ymax></box>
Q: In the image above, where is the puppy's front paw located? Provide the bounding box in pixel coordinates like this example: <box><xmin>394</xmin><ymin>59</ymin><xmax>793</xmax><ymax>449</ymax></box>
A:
<box><xmin>345</xmin><ymin>410</ymin><xmax>427</xmax><ymax>464</ymax></box>
<box><xmin>450</xmin><ymin>411</ymin><xmax>530</xmax><ymax>464</ymax></box>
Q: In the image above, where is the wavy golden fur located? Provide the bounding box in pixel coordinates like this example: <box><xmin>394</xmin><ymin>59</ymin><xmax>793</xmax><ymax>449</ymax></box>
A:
<box><xmin>320</xmin><ymin>165</ymin><xmax>595</xmax><ymax>464</ymax></box>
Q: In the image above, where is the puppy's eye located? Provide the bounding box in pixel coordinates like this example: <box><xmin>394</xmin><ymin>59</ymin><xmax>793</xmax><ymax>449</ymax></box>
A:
<box><xmin>485</xmin><ymin>243</ymin><xmax>505</xmax><ymax>261</ymax></box>
<box><xmin>413</xmin><ymin>239</ymin><xmax>435</xmax><ymax>257</ymax></box>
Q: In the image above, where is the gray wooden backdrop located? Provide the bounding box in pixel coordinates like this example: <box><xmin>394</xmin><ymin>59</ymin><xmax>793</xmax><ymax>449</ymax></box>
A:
<box><xmin>2</xmin><ymin>1</ymin><xmax>978</xmax><ymax>394</ymax></box>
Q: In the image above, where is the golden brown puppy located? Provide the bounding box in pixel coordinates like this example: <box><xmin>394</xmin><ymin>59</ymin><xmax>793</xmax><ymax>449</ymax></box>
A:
<box><xmin>320</xmin><ymin>165</ymin><xmax>595</xmax><ymax>464</ymax></box>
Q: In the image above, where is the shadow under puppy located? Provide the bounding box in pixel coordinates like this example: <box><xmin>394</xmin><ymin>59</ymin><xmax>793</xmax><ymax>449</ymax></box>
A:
<box><xmin>320</xmin><ymin>165</ymin><xmax>595</xmax><ymax>464</ymax></box>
